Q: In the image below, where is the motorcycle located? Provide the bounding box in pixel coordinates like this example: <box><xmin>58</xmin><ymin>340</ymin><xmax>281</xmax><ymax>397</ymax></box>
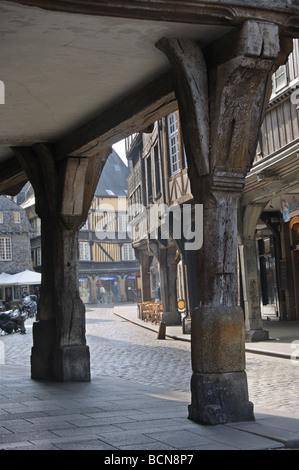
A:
<box><xmin>22</xmin><ymin>295</ymin><xmax>37</xmax><ymax>318</ymax></box>
<box><xmin>0</xmin><ymin>304</ymin><xmax>27</xmax><ymax>334</ymax></box>
<box><xmin>0</xmin><ymin>309</ymin><xmax>14</xmax><ymax>334</ymax></box>
<box><xmin>11</xmin><ymin>305</ymin><xmax>27</xmax><ymax>334</ymax></box>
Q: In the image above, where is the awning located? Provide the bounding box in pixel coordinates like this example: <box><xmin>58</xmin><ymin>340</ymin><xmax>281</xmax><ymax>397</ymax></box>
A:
<box><xmin>0</xmin><ymin>270</ymin><xmax>41</xmax><ymax>286</ymax></box>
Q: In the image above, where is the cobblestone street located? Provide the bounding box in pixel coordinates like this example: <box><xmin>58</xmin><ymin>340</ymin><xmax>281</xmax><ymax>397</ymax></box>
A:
<box><xmin>1</xmin><ymin>305</ymin><xmax>299</xmax><ymax>415</ymax></box>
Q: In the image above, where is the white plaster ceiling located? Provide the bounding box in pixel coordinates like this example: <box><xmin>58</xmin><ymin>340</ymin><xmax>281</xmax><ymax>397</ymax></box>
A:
<box><xmin>0</xmin><ymin>1</ymin><xmax>230</xmax><ymax>160</ymax></box>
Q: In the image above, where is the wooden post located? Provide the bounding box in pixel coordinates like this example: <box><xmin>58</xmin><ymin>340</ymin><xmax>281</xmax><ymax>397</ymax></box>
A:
<box><xmin>14</xmin><ymin>144</ymin><xmax>104</xmax><ymax>381</ymax></box>
<box><xmin>157</xmin><ymin>321</ymin><xmax>166</xmax><ymax>339</ymax></box>
<box><xmin>134</xmin><ymin>249</ymin><xmax>153</xmax><ymax>302</ymax></box>
<box><xmin>239</xmin><ymin>203</ymin><xmax>269</xmax><ymax>341</ymax></box>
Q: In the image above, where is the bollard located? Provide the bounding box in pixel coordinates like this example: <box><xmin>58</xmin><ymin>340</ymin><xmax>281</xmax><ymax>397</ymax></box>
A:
<box><xmin>157</xmin><ymin>321</ymin><xmax>166</xmax><ymax>340</ymax></box>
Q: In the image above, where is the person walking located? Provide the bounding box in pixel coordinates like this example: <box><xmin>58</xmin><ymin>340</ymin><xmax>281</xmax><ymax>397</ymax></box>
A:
<box><xmin>99</xmin><ymin>285</ymin><xmax>106</xmax><ymax>303</ymax></box>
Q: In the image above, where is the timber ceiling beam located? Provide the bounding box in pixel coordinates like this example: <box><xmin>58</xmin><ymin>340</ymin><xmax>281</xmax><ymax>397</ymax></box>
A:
<box><xmin>5</xmin><ymin>0</ymin><xmax>299</xmax><ymax>36</ymax></box>
<box><xmin>55</xmin><ymin>71</ymin><xmax>177</xmax><ymax>159</ymax></box>
<box><xmin>0</xmin><ymin>156</ymin><xmax>28</xmax><ymax>195</ymax></box>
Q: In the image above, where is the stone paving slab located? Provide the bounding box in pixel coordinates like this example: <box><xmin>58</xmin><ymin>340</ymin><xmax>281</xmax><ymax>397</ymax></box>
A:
<box><xmin>0</xmin><ymin>364</ymin><xmax>298</xmax><ymax>451</ymax></box>
<box><xmin>1</xmin><ymin>307</ymin><xmax>299</xmax><ymax>451</ymax></box>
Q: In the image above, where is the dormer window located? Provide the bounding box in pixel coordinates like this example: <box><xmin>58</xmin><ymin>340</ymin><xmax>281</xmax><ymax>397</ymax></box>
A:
<box><xmin>14</xmin><ymin>212</ymin><xmax>20</xmax><ymax>223</ymax></box>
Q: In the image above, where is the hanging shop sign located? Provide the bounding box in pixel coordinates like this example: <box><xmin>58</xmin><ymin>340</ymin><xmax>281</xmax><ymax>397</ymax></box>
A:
<box><xmin>280</xmin><ymin>196</ymin><xmax>299</xmax><ymax>222</ymax></box>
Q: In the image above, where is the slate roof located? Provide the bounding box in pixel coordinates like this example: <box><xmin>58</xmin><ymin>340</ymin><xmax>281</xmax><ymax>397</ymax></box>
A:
<box><xmin>0</xmin><ymin>195</ymin><xmax>22</xmax><ymax>212</ymax></box>
<box><xmin>94</xmin><ymin>150</ymin><xmax>129</xmax><ymax>198</ymax></box>
<box><xmin>0</xmin><ymin>196</ymin><xmax>33</xmax><ymax>234</ymax></box>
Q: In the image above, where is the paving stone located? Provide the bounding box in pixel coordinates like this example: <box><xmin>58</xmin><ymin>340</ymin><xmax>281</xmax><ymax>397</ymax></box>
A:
<box><xmin>145</xmin><ymin>429</ymin><xmax>216</xmax><ymax>449</ymax></box>
<box><xmin>54</xmin><ymin>439</ymin><xmax>117</xmax><ymax>450</ymax></box>
<box><xmin>96</xmin><ymin>429</ymin><xmax>158</xmax><ymax>447</ymax></box>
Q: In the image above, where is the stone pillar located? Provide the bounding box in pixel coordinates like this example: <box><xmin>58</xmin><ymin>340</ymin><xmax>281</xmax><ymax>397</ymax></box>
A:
<box><xmin>14</xmin><ymin>144</ymin><xmax>103</xmax><ymax>381</ymax></box>
<box><xmin>157</xmin><ymin>22</ymin><xmax>292</xmax><ymax>424</ymax></box>
<box><xmin>239</xmin><ymin>204</ymin><xmax>269</xmax><ymax>341</ymax></box>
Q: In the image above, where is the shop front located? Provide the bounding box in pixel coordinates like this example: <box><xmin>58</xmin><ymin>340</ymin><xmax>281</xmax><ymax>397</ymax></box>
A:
<box><xmin>287</xmin><ymin>201</ymin><xmax>299</xmax><ymax>320</ymax></box>
<box><xmin>257</xmin><ymin>235</ymin><xmax>280</xmax><ymax>319</ymax></box>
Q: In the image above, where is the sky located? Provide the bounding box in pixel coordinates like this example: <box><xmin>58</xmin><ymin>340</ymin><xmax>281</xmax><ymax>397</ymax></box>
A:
<box><xmin>112</xmin><ymin>139</ymin><xmax>127</xmax><ymax>165</ymax></box>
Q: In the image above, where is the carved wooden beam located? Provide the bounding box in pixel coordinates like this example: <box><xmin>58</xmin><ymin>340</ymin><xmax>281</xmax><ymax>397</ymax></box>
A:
<box><xmin>156</xmin><ymin>38</ymin><xmax>210</xmax><ymax>177</ymax></box>
<box><xmin>206</xmin><ymin>22</ymin><xmax>293</xmax><ymax>186</ymax></box>
<box><xmin>13</xmin><ymin>143</ymin><xmax>104</xmax><ymax>225</ymax></box>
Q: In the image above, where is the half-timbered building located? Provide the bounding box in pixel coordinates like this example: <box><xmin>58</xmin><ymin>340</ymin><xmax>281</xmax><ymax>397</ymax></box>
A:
<box><xmin>126</xmin><ymin>111</ymin><xmax>195</xmax><ymax>331</ymax></box>
<box><xmin>240</xmin><ymin>38</ymin><xmax>299</xmax><ymax>340</ymax></box>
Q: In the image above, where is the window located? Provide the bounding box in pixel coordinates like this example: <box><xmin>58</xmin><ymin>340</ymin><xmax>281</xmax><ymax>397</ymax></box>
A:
<box><xmin>36</xmin><ymin>247</ymin><xmax>42</xmax><ymax>266</ymax></box>
<box><xmin>79</xmin><ymin>242</ymin><xmax>91</xmax><ymax>260</ymax></box>
<box><xmin>106</xmin><ymin>189</ymin><xmax>115</xmax><ymax>196</ymax></box>
<box><xmin>36</xmin><ymin>218</ymin><xmax>41</xmax><ymax>236</ymax></box>
<box><xmin>167</xmin><ymin>112</ymin><xmax>180</xmax><ymax>175</ymax></box>
<box><xmin>154</xmin><ymin>145</ymin><xmax>161</xmax><ymax>197</ymax></box>
<box><xmin>0</xmin><ymin>237</ymin><xmax>12</xmax><ymax>260</ymax></box>
<box><xmin>118</xmin><ymin>214</ymin><xmax>129</xmax><ymax>232</ymax></box>
<box><xmin>273</xmin><ymin>65</ymin><xmax>288</xmax><ymax>91</ymax></box>
<box><xmin>95</xmin><ymin>210</ymin><xmax>116</xmax><ymax>232</ymax></box>
<box><xmin>121</xmin><ymin>244</ymin><xmax>135</xmax><ymax>261</ymax></box>
<box><xmin>147</xmin><ymin>156</ymin><xmax>153</xmax><ymax>204</ymax></box>
<box><xmin>14</xmin><ymin>212</ymin><xmax>20</xmax><ymax>223</ymax></box>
